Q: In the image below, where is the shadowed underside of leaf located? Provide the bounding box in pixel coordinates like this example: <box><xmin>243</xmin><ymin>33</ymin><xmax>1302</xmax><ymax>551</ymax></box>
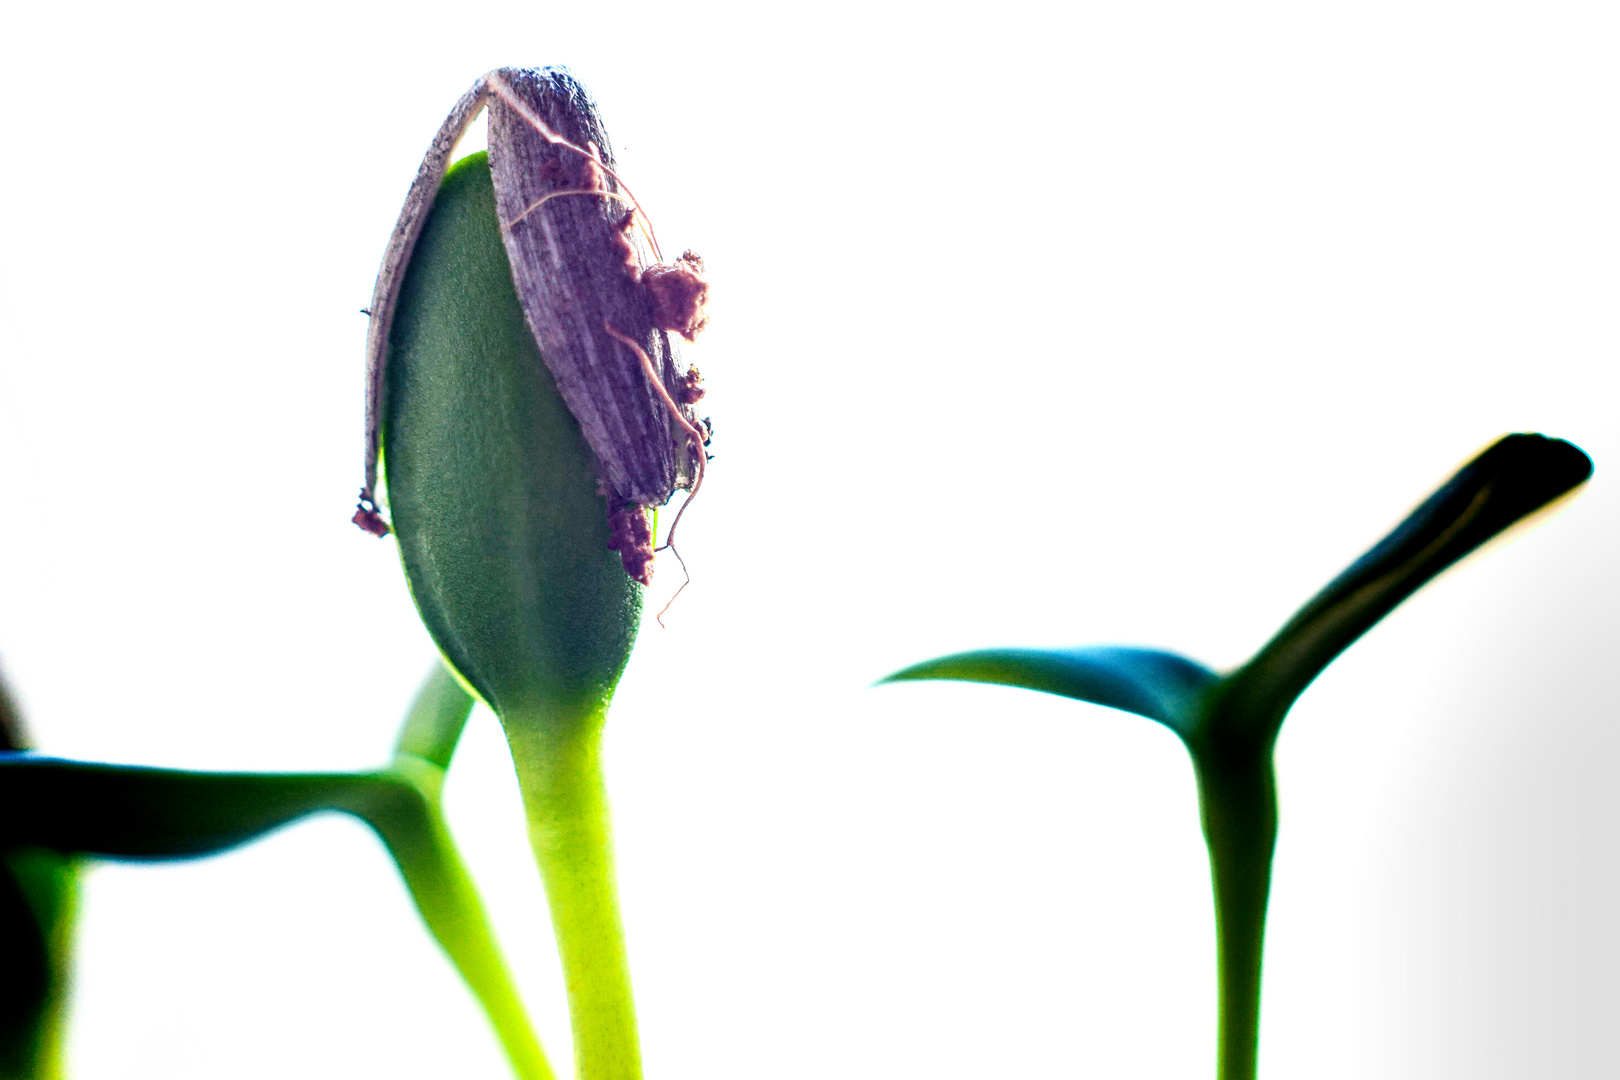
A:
<box><xmin>0</xmin><ymin>757</ymin><xmax>406</xmax><ymax>858</ymax></box>
<box><xmin>1212</xmin><ymin>433</ymin><xmax>1593</xmax><ymax>742</ymax></box>
<box><xmin>882</xmin><ymin>646</ymin><xmax>1220</xmax><ymax>739</ymax></box>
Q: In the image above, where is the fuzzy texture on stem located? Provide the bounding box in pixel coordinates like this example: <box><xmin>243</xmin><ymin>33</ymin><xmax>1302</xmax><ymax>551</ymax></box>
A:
<box><xmin>507</xmin><ymin>713</ymin><xmax>641</xmax><ymax>1080</ymax></box>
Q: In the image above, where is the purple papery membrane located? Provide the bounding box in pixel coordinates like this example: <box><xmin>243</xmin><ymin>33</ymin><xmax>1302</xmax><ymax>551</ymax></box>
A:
<box><xmin>358</xmin><ymin>67</ymin><xmax>701</xmax><ymax>536</ymax></box>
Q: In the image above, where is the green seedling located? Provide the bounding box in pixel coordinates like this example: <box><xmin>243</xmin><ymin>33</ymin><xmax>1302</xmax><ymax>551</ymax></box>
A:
<box><xmin>0</xmin><ymin>60</ymin><xmax>1595</xmax><ymax>1080</ymax></box>
<box><xmin>884</xmin><ymin>433</ymin><xmax>1593</xmax><ymax>1080</ymax></box>
<box><xmin>363</xmin><ymin>68</ymin><xmax>712</xmax><ymax>1080</ymax></box>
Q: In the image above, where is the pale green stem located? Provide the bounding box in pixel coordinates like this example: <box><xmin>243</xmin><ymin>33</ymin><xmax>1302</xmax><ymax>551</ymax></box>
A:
<box><xmin>382</xmin><ymin>663</ymin><xmax>555</xmax><ymax>1080</ymax></box>
<box><xmin>504</xmin><ymin>708</ymin><xmax>641</xmax><ymax>1080</ymax></box>
<box><xmin>375</xmin><ymin>756</ymin><xmax>556</xmax><ymax>1080</ymax></box>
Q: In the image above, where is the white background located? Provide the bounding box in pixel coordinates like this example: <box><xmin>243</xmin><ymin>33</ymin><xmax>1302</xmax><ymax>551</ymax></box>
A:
<box><xmin>2</xmin><ymin>2</ymin><xmax>1617</xmax><ymax>1077</ymax></box>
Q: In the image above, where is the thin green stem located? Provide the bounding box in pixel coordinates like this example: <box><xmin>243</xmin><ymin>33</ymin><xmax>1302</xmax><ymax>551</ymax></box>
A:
<box><xmin>395</xmin><ymin>663</ymin><xmax>480</xmax><ymax>771</ymax></box>
<box><xmin>504</xmin><ymin>709</ymin><xmax>641</xmax><ymax>1080</ymax></box>
<box><xmin>383</xmin><ymin>663</ymin><xmax>555</xmax><ymax>1080</ymax></box>
<box><xmin>373</xmin><ymin>756</ymin><xmax>556</xmax><ymax>1080</ymax></box>
<box><xmin>1189</xmin><ymin>738</ymin><xmax>1277</xmax><ymax>1080</ymax></box>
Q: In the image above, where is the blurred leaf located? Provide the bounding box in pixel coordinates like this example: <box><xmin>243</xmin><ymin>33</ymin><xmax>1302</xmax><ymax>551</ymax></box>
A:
<box><xmin>0</xmin><ymin>756</ymin><xmax>402</xmax><ymax>858</ymax></box>
<box><xmin>883</xmin><ymin>646</ymin><xmax>1219</xmax><ymax>739</ymax></box>
<box><xmin>0</xmin><ymin>752</ymin><xmax>552</xmax><ymax>1080</ymax></box>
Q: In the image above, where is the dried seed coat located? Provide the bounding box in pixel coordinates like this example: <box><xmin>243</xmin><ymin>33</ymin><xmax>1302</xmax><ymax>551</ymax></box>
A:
<box><xmin>360</xmin><ymin>67</ymin><xmax>701</xmax><ymax>529</ymax></box>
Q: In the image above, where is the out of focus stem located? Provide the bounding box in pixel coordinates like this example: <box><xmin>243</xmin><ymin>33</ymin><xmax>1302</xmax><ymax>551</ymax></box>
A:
<box><xmin>380</xmin><ymin>755</ymin><xmax>555</xmax><ymax>1080</ymax></box>
<box><xmin>388</xmin><ymin>664</ymin><xmax>555</xmax><ymax>1080</ymax></box>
